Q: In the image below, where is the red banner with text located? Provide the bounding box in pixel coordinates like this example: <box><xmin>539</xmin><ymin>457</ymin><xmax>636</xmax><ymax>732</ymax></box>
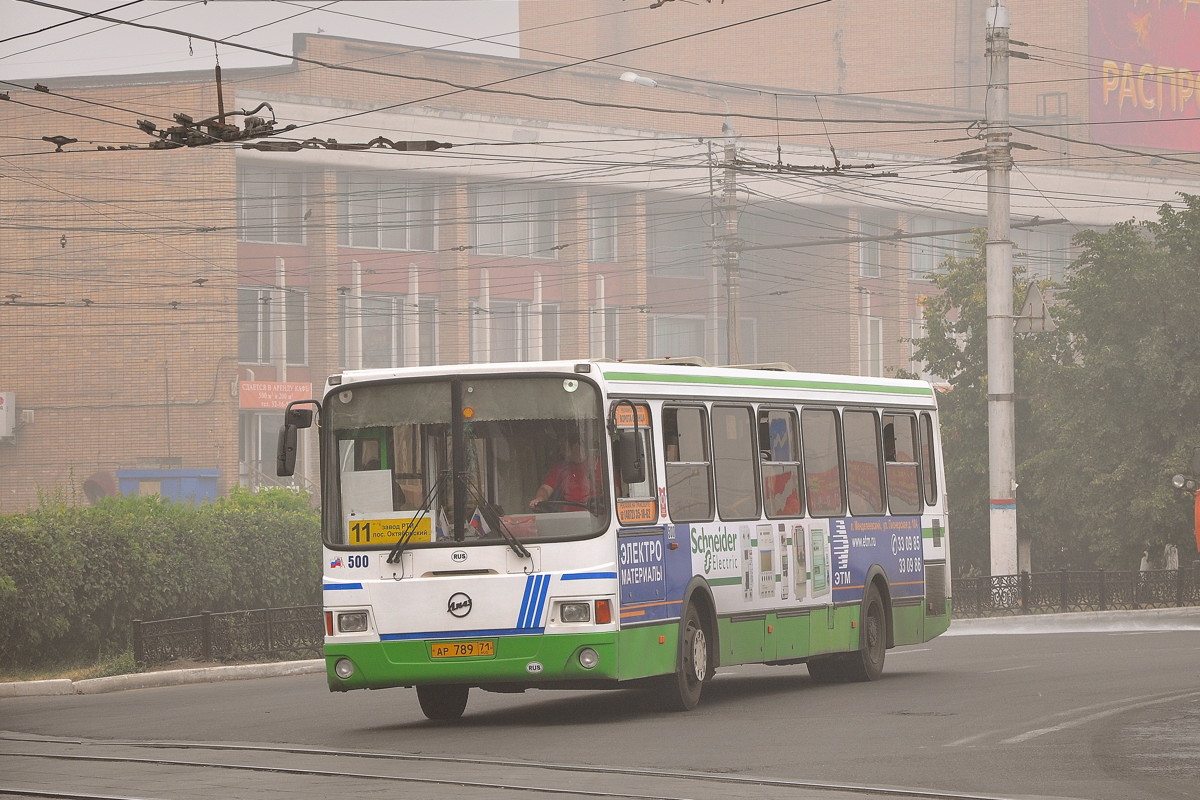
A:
<box><xmin>1089</xmin><ymin>0</ymin><xmax>1200</xmax><ymax>150</ymax></box>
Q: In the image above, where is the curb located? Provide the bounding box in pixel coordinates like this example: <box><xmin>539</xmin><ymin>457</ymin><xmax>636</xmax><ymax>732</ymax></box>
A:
<box><xmin>0</xmin><ymin>659</ymin><xmax>324</xmax><ymax>699</ymax></box>
<box><xmin>945</xmin><ymin>606</ymin><xmax>1200</xmax><ymax>635</ymax></box>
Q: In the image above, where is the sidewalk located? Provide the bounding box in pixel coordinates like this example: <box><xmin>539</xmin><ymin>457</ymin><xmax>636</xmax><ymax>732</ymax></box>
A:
<box><xmin>4</xmin><ymin>607</ymin><xmax>1199</xmax><ymax>699</ymax></box>
<box><xmin>0</xmin><ymin>659</ymin><xmax>324</xmax><ymax>699</ymax></box>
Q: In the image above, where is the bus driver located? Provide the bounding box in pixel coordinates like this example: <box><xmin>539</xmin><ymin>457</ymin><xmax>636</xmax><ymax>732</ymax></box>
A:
<box><xmin>528</xmin><ymin>438</ymin><xmax>599</xmax><ymax>511</ymax></box>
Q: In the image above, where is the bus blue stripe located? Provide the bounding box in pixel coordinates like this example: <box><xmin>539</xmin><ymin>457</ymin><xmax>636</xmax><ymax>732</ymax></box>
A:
<box><xmin>561</xmin><ymin>572</ymin><xmax>617</xmax><ymax>580</ymax></box>
<box><xmin>324</xmin><ymin>583</ymin><xmax>363</xmax><ymax>591</ymax></box>
<box><xmin>518</xmin><ymin>575</ymin><xmax>538</xmax><ymax>628</ymax></box>
<box><xmin>531</xmin><ymin>574</ymin><xmax>550</xmax><ymax>627</ymax></box>
<box><xmin>518</xmin><ymin>573</ymin><xmax>550</xmax><ymax>629</ymax></box>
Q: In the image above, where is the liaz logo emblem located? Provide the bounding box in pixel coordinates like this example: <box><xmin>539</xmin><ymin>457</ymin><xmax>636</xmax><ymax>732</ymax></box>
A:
<box><xmin>447</xmin><ymin>592</ymin><xmax>472</xmax><ymax>618</ymax></box>
<box><xmin>452</xmin><ymin>550</ymin><xmax>467</xmax><ymax>563</ymax></box>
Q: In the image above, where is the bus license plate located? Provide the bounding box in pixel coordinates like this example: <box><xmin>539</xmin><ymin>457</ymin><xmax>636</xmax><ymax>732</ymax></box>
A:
<box><xmin>430</xmin><ymin>640</ymin><xmax>495</xmax><ymax>658</ymax></box>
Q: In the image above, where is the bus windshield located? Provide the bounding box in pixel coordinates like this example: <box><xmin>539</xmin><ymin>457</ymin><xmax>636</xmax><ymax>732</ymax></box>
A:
<box><xmin>325</xmin><ymin>374</ymin><xmax>608</xmax><ymax>547</ymax></box>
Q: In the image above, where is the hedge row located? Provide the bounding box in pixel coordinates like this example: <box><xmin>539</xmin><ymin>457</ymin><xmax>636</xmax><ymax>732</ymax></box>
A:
<box><xmin>0</xmin><ymin>489</ymin><xmax>321</xmax><ymax>670</ymax></box>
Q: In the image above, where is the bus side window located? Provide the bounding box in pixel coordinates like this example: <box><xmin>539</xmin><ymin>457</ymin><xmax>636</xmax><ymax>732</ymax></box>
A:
<box><xmin>759</xmin><ymin>408</ymin><xmax>803</xmax><ymax>518</ymax></box>
<box><xmin>801</xmin><ymin>407</ymin><xmax>845</xmax><ymax>517</ymax></box>
<box><xmin>882</xmin><ymin>413</ymin><xmax>921</xmax><ymax>515</ymax></box>
<box><xmin>663</xmin><ymin>406</ymin><xmax>713</xmax><ymax>522</ymax></box>
<box><xmin>843</xmin><ymin>410</ymin><xmax>884</xmax><ymax>515</ymax></box>
<box><xmin>919</xmin><ymin>412</ymin><xmax>939</xmax><ymax>506</ymax></box>
<box><xmin>713</xmin><ymin>405</ymin><xmax>759</xmax><ymax>521</ymax></box>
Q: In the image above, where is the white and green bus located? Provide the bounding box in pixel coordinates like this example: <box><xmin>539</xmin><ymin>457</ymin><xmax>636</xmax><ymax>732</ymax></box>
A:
<box><xmin>278</xmin><ymin>359</ymin><xmax>951</xmax><ymax>719</ymax></box>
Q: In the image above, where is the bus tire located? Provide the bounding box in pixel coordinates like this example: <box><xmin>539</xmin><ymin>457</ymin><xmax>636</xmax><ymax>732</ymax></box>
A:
<box><xmin>805</xmin><ymin>655</ymin><xmax>845</xmax><ymax>683</ymax></box>
<box><xmin>842</xmin><ymin>582</ymin><xmax>887</xmax><ymax>682</ymax></box>
<box><xmin>416</xmin><ymin>684</ymin><xmax>469</xmax><ymax>720</ymax></box>
<box><xmin>658</xmin><ymin>604</ymin><xmax>710</xmax><ymax>711</ymax></box>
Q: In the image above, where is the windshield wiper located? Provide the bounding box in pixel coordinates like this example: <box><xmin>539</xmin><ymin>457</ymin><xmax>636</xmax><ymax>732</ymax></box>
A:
<box><xmin>387</xmin><ymin>471</ymin><xmax>448</xmax><ymax>565</ymax></box>
<box><xmin>463</xmin><ymin>478</ymin><xmax>531</xmax><ymax>560</ymax></box>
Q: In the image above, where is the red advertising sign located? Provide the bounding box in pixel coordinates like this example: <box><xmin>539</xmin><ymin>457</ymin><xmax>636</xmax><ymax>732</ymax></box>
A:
<box><xmin>1090</xmin><ymin>0</ymin><xmax>1200</xmax><ymax>150</ymax></box>
<box><xmin>239</xmin><ymin>381</ymin><xmax>313</xmax><ymax>410</ymax></box>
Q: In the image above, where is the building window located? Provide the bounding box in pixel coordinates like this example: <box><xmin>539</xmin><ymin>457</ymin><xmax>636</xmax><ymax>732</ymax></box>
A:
<box><xmin>338</xmin><ymin>174</ymin><xmax>436</xmax><ymax>251</ymax></box>
<box><xmin>491</xmin><ymin>299</ymin><xmax>529</xmax><ymax>362</ymax></box>
<box><xmin>360</xmin><ymin>295</ymin><xmax>402</xmax><ymax>368</ymax></box>
<box><xmin>589</xmin><ymin>306</ymin><xmax>620</xmax><ymax>360</ymax></box>
<box><xmin>589</xmin><ymin>192</ymin><xmax>619</xmax><ymax>262</ymax></box>
<box><xmin>416</xmin><ymin>295</ymin><xmax>439</xmax><ymax>366</ymax></box>
<box><xmin>541</xmin><ymin>303</ymin><xmax>560</xmax><ymax>360</ymax></box>
<box><xmin>240</xmin><ymin>411</ymin><xmax>287</xmax><ymax>488</ymax></box>
<box><xmin>237</xmin><ymin>287</ymin><xmax>306</xmax><ymax>365</ymax></box>
<box><xmin>858</xmin><ymin>213</ymin><xmax>882</xmax><ymax>279</ymax></box>
<box><xmin>647</xmin><ymin>197</ymin><xmax>708</xmax><ymax>278</ymax></box>
<box><xmin>723</xmin><ymin>315</ymin><xmax>757</xmax><ymax>364</ymax></box>
<box><xmin>238</xmin><ymin>168</ymin><xmax>304</xmax><ymax>244</ymax></box>
<box><xmin>909</xmin><ymin>216</ymin><xmax>970</xmax><ymax>280</ymax></box>
<box><xmin>649</xmin><ymin>316</ymin><xmax>705</xmax><ymax>359</ymax></box>
<box><xmin>470</xmin><ymin>299</ymin><xmax>563</xmax><ymax>363</ymax></box>
<box><xmin>238</xmin><ymin>287</ymin><xmax>272</xmax><ymax>364</ymax></box>
<box><xmin>473</xmin><ymin>185</ymin><xmax>558</xmax><ymax>257</ymax></box>
<box><xmin>341</xmin><ymin>294</ymin><xmax>437</xmax><ymax>368</ymax></box>
<box><xmin>1013</xmin><ymin>226</ymin><xmax>1071</xmax><ymax>284</ymax></box>
<box><xmin>284</xmin><ymin>289</ymin><xmax>307</xmax><ymax>365</ymax></box>
<box><xmin>861</xmin><ymin>315</ymin><xmax>883</xmax><ymax>377</ymax></box>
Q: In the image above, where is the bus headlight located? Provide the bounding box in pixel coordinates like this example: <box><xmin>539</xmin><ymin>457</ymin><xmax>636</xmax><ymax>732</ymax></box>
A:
<box><xmin>337</xmin><ymin>611</ymin><xmax>369</xmax><ymax>633</ymax></box>
<box><xmin>559</xmin><ymin>602</ymin><xmax>591</xmax><ymax>623</ymax></box>
<box><xmin>334</xmin><ymin>658</ymin><xmax>356</xmax><ymax>680</ymax></box>
<box><xmin>578</xmin><ymin>648</ymin><xmax>599</xmax><ymax>669</ymax></box>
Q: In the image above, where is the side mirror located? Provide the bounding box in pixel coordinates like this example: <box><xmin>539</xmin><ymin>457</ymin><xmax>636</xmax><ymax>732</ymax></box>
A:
<box><xmin>618</xmin><ymin>430</ymin><xmax>645</xmax><ymax>485</ymax></box>
<box><xmin>276</xmin><ymin>401</ymin><xmax>317</xmax><ymax>477</ymax></box>
<box><xmin>277</xmin><ymin>424</ymin><xmax>299</xmax><ymax>477</ymax></box>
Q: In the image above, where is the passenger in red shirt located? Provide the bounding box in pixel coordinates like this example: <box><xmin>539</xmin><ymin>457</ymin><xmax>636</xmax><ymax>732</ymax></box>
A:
<box><xmin>529</xmin><ymin>438</ymin><xmax>598</xmax><ymax>511</ymax></box>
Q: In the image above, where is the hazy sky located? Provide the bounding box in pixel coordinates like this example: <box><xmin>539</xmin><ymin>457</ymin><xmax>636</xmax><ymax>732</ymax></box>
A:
<box><xmin>1</xmin><ymin>1</ymin><xmax>520</xmax><ymax>81</ymax></box>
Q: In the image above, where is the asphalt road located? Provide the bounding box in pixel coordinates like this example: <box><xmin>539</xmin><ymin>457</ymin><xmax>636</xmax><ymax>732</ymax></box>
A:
<box><xmin>2</xmin><ymin>610</ymin><xmax>1198</xmax><ymax>800</ymax></box>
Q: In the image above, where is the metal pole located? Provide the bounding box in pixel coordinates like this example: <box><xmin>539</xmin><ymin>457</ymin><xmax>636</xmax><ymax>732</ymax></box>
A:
<box><xmin>722</xmin><ymin>133</ymin><xmax>740</xmax><ymax>364</ymax></box>
<box><xmin>985</xmin><ymin>1</ymin><xmax>1019</xmax><ymax>577</ymax></box>
<box><xmin>617</xmin><ymin>72</ymin><xmax>740</xmax><ymax>363</ymax></box>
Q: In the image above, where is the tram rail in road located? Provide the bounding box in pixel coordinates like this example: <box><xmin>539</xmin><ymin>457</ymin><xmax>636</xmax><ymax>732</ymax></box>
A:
<box><xmin>0</xmin><ymin>733</ymin><xmax>1037</xmax><ymax>800</ymax></box>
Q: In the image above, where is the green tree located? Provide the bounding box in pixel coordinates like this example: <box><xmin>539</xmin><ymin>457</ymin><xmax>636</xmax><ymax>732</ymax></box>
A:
<box><xmin>1021</xmin><ymin>196</ymin><xmax>1200</xmax><ymax>568</ymax></box>
<box><xmin>908</xmin><ymin>231</ymin><xmax>1060</xmax><ymax>575</ymax></box>
<box><xmin>911</xmin><ymin>197</ymin><xmax>1200</xmax><ymax>574</ymax></box>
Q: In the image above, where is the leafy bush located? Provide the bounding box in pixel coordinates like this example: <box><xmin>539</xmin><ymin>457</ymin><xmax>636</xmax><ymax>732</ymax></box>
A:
<box><xmin>0</xmin><ymin>489</ymin><xmax>320</xmax><ymax>670</ymax></box>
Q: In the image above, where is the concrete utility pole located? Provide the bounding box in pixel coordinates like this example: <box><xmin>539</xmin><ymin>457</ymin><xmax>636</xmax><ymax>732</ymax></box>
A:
<box><xmin>619</xmin><ymin>72</ymin><xmax>740</xmax><ymax>364</ymax></box>
<box><xmin>721</xmin><ymin>122</ymin><xmax>740</xmax><ymax>364</ymax></box>
<box><xmin>985</xmin><ymin>1</ymin><xmax>1019</xmax><ymax>577</ymax></box>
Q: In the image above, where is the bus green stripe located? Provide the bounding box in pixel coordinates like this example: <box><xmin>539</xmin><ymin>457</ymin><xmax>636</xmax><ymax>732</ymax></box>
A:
<box><xmin>602</xmin><ymin>370</ymin><xmax>934</xmax><ymax>396</ymax></box>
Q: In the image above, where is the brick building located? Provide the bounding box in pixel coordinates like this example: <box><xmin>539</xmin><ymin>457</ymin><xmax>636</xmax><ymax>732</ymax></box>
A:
<box><xmin>3</xmin><ymin>2</ymin><xmax>1199</xmax><ymax>510</ymax></box>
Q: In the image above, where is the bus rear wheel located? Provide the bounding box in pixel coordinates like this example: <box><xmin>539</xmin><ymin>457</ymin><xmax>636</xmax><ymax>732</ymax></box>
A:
<box><xmin>842</xmin><ymin>582</ymin><xmax>887</xmax><ymax>682</ymax></box>
<box><xmin>416</xmin><ymin>684</ymin><xmax>469</xmax><ymax>720</ymax></box>
<box><xmin>658</xmin><ymin>604</ymin><xmax>710</xmax><ymax>711</ymax></box>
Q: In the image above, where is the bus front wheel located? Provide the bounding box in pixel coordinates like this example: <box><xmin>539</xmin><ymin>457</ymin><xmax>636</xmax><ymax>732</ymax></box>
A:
<box><xmin>658</xmin><ymin>604</ymin><xmax>710</xmax><ymax>711</ymax></box>
<box><xmin>416</xmin><ymin>684</ymin><xmax>469</xmax><ymax>720</ymax></box>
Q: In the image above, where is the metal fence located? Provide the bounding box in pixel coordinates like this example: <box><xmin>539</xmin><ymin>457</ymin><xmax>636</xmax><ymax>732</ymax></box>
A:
<box><xmin>952</xmin><ymin>567</ymin><xmax>1200</xmax><ymax>618</ymax></box>
<box><xmin>129</xmin><ymin>568</ymin><xmax>1200</xmax><ymax>666</ymax></box>
<box><xmin>131</xmin><ymin>606</ymin><xmax>322</xmax><ymax>668</ymax></box>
